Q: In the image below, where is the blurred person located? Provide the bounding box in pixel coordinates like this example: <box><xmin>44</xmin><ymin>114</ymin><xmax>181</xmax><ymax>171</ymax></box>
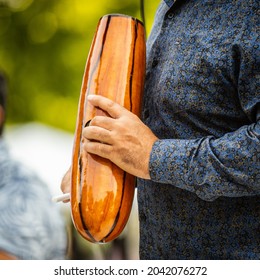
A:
<box><xmin>61</xmin><ymin>0</ymin><xmax>259</xmax><ymax>259</ymax></box>
<box><xmin>0</xmin><ymin>72</ymin><xmax>68</xmax><ymax>259</ymax></box>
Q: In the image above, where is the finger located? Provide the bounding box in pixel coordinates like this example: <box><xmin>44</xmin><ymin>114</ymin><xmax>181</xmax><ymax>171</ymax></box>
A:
<box><xmin>61</xmin><ymin>168</ymin><xmax>71</xmax><ymax>192</ymax></box>
<box><xmin>89</xmin><ymin>115</ymin><xmax>115</xmax><ymax>131</ymax></box>
<box><xmin>87</xmin><ymin>95</ymin><xmax>128</xmax><ymax>119</ymax></box>
<box><xmin>83</xmin><ymin>140</ymin><xmax>113</xmax><ymax>159</ymax></box>
<box><xmin>83</xmin><ymin>126</ymin><xmax>113</xmax><ymax>144</ymax></box>
<box><xmin>60</xmin><ymin>167</ymin><xmax>71</xmax><ymax>203</ymax></box>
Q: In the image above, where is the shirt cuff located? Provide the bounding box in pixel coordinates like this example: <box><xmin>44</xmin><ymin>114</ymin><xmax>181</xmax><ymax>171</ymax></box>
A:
<box><xmin>149</xmin><ymin>139</ymin><xmax>189</xmax><ymax>185</ymax></box>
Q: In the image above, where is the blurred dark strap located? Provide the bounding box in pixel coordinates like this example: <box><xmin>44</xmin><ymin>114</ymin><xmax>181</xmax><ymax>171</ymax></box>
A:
<box><xmin>140</xmin><ymin>0</ymin><xmax>146</xmax><ymax>38</ymax></box>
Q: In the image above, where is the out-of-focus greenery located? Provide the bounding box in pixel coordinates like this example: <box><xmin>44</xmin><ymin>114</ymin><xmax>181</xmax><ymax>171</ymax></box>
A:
<box><xmin>0</xmin><ymin>0</ymin><xmax>160</xmax><ymax>132</ymax></box>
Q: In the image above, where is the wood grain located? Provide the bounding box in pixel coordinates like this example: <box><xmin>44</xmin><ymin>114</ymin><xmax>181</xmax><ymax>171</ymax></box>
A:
<box><xmin>71</xmin><ymin>14</ymin><xmax>146</xmax><ymax>243</ymax></box>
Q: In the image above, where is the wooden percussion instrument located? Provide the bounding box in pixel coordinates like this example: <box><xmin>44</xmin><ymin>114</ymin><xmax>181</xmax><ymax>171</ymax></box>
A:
<box><xmin>70</xmin><ymin>14</ymin><xmax>146</xmax><ymax>243</ymax></box>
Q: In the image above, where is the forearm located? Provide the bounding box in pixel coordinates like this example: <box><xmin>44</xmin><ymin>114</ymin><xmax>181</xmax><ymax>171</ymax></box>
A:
<box><xmin>149</xmin><ymin>120</ymin><xmax>260</xmax><ymax>201</ymax></box>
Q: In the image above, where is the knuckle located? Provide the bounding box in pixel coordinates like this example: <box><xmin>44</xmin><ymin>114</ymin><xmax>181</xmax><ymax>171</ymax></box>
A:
<box><xmin>106</xmin><ymin>99</ymin><xmax>115</xmax><ymax>108</ymax></box>
<box><xmin>90</xmin><ymin>116</ymin><xmax>98</xmax><ymax>126</ymax></box>
<box><xmin>98</xmin><ymin>143</ymin><xmax>112</xmax><ymax>157</ymax></box>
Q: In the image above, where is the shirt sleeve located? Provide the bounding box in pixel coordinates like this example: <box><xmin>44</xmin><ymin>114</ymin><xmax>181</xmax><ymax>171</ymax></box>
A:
<box><xmin>149</xmin><ymin>9</ymin><xmax>260</xmax><ymax>202</ymax></box>
<box><xmin>0</xmin><ymin>163</ymin><xmax>68</xmax><ymax>259</ymax></box>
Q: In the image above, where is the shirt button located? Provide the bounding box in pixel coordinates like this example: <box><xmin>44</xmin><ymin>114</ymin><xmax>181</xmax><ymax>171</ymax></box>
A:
<box><xmin>167</xmin><ymin>13</ymin><xmax>174</xmax><ymax>19</ymax></box>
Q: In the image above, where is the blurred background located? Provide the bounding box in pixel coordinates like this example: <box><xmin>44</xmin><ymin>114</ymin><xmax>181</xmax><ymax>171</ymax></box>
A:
<box><xmin>0</xmin><ymin>0</ymin><xmax>160</xmax><ymax>259</ymax></box>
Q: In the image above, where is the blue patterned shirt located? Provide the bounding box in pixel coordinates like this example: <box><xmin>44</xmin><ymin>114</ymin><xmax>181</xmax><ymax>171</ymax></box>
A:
<box><xmin>0</xmin><ymin>140</ymin><xmax>68</xmax><ymax>259</ymax></box>
<box><xmin>137</xmin><ymin>0</ymin><xmax>260</xmax><ymax>259</ymax></box>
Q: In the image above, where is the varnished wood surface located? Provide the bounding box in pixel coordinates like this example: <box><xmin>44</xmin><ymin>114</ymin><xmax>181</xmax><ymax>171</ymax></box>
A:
<box><xmin>71</xmin><ymin>14</ymin><xmax>146</xmax><ymax>243</ymax></box>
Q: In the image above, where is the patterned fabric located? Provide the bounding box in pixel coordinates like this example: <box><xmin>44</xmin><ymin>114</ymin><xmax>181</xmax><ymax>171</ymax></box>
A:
<box><xmin>0</xmin><ymin>140</ymin><xmax>68</xmax><ymax>259</ymax></box>
<box><xmin>137</xmin><ymin>0</ymin><xmax>260</xmax><ymax>259</ymax></box>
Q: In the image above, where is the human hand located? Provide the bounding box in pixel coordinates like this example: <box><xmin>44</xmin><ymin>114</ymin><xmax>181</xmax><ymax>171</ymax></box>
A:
<box><xmin>59</xmin><ymin>167</ymin><xmax>71</xmax><ymax>203</ymax></box>
<box><xmin>82</xmin><ymin>95</ymin><xmax>158</xmax><ymax>179</ymax></box>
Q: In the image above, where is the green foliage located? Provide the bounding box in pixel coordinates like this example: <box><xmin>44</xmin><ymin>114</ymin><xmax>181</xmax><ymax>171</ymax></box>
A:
<box><xmin>0</xmin><ymin>0</ymin><xmax>160</xmax><ymax>132</ymax></box>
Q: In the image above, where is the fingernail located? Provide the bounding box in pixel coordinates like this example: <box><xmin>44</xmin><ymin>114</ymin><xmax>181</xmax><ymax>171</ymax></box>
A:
<box><xmin>87</xmin><ymin>95</ymin><xmax>94</xmax><ymax>100</ymax></box>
